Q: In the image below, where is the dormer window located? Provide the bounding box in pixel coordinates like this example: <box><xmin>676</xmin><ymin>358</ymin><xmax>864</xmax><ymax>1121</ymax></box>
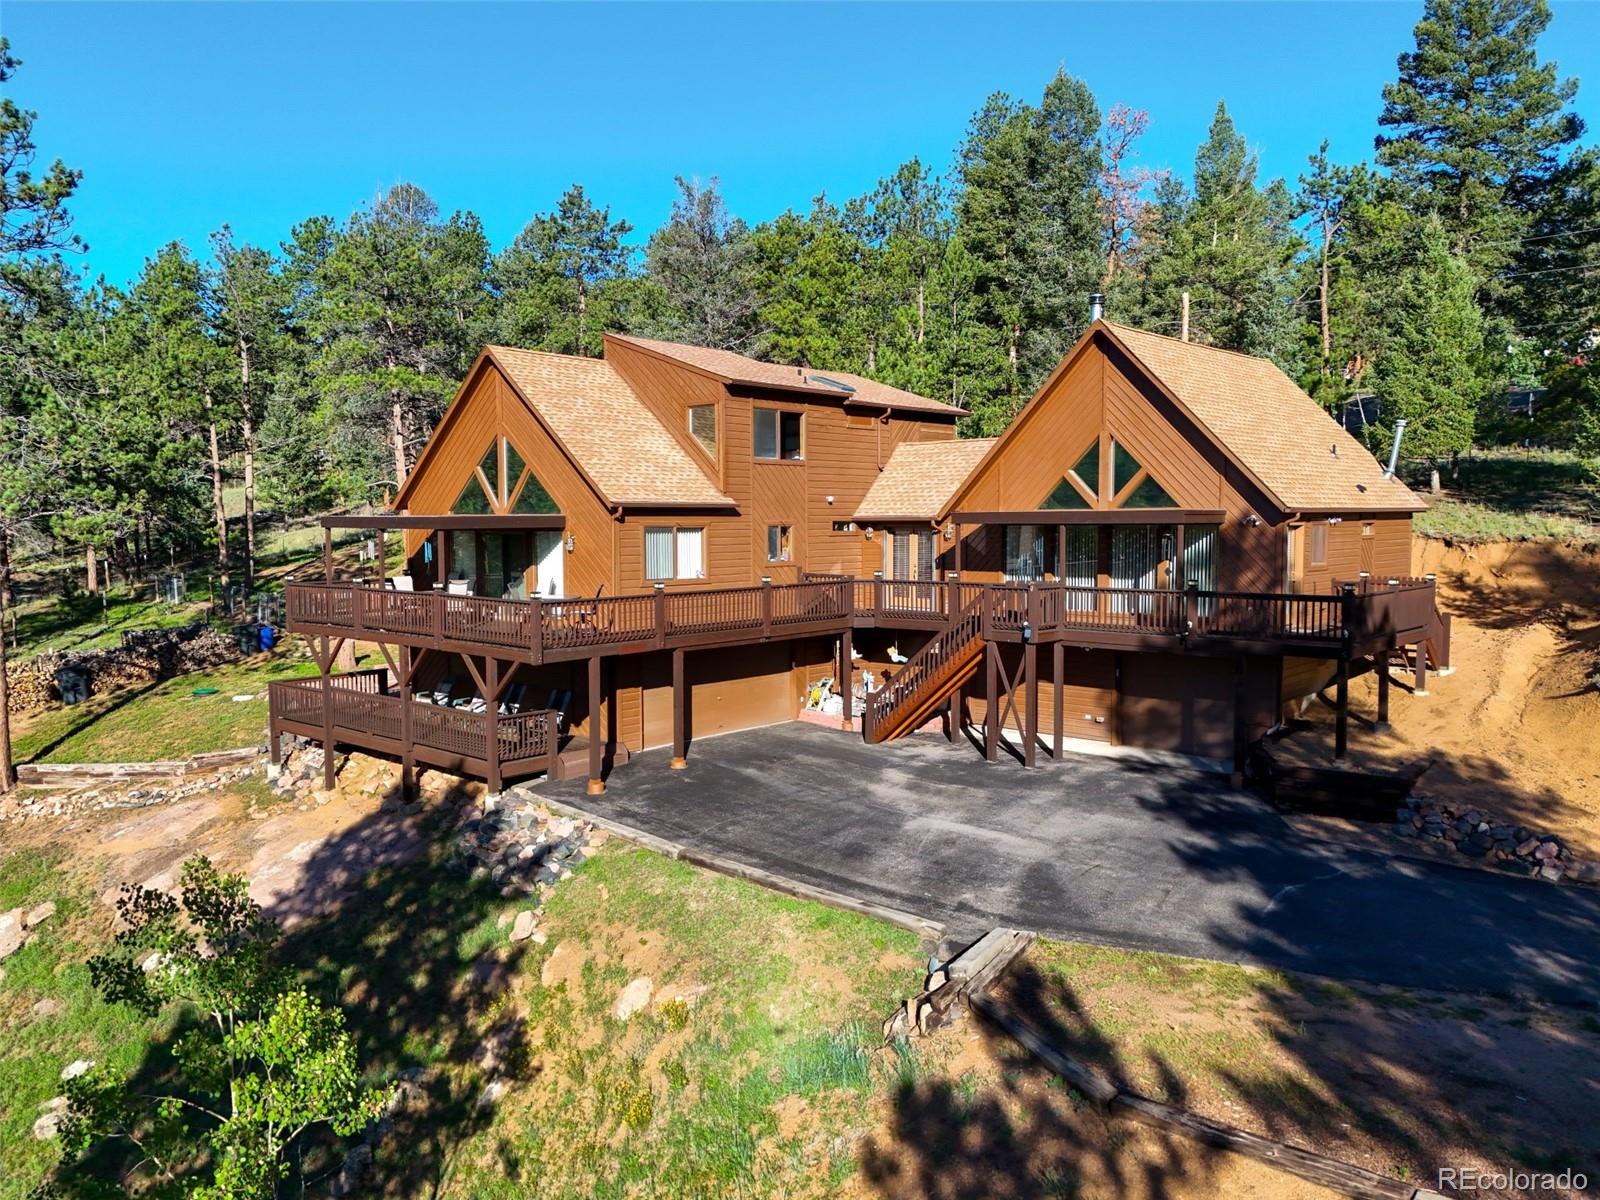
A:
<box><xmin>688</xmin><ymin>404</ymin><xmax>717</xmax><ymax>457</ymax></box>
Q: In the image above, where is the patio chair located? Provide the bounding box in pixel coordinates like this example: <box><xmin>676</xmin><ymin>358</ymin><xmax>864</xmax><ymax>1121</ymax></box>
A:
<box><xmin>425</xmin><ymin>675</ymin><xmax>460</xmax><ymax>706</ymax></box>
<box><xmin>392</xmin><ymin>574</ymin><xmax>414</xmax><ymax>593</ymax></box>
<box><xmin>447</xmin><ymin>577</ymin><xmax>473</xmax><ymax>596</ymax></box>
<box><xmin>545</xmin><ymin>687</ymin><xmax>574</xmax><ymax>736</ymax></box>
<box><xmin>498</xmin><ymin>681</ymin><xmax>529</xmax><ymax>716</ymax></box>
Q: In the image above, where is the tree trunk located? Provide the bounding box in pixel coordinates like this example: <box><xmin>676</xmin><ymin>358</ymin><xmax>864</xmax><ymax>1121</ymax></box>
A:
<box><xmin>1319</xmin><ymin>221</ymin><xmax>1332</xmax><ymax>374</ymax></box>
<box><xmin>390</xmin><ymin>392</ymin><xmax>408</xmax><ymax>491</ymax></box>
<box><xmin>0</xmin><ymin>535</ymin><xmax>14</xmax><ymax>793</ymax></box>
<box><xmin>238</xmin><ymin>337</ymin><xmax>257</xmax><ymax>595</ymax></box>
<box><xmin>916</xmin><ymin>284</ymin><xmax>926</xmax><ymax>345</ymax></box>
<box><xmin>85</xmin><ymin>543</ymin><xmax>98</xmax><ymax>595</ymax></box>
<box><xmin>205</xmin><ymin>389</ymin><xmax>229</xmax><ymax>592</ymax></box>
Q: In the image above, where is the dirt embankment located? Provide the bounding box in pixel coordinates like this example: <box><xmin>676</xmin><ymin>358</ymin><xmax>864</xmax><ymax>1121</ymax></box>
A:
<box><xmin>1392</xmin><ymin>538</ymin><xmax>1600</xmax><ymax>855</ymax></box>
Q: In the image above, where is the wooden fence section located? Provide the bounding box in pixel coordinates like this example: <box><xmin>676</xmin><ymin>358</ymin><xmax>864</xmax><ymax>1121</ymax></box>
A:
<box><xmin>286</xmin><ymin>576</ymin><xmax>1436</xmax><ymax>662</ymax></box>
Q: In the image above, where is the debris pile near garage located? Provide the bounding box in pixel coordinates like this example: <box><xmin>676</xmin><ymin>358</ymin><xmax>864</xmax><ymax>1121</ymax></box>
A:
<box><xmin>5</xmin><ymin>623</ymin><xmax>241</xmax><ymax>714</ymax></box>
<box><xmin>1394</xmin><ymin>794</ymin><xmax>1598</xmax><ymax>885</ymax></box>
<box><xmin>450</xmin><ymin>787</ymin><xmax>603</xmax><ymax>900</ymax></box>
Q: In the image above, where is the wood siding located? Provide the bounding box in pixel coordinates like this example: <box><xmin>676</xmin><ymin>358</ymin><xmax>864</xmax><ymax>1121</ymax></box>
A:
<box><xmin>1295</xmin><ymin>514</ymin><xmax>1413</xmax><ymax>594</ymax></box>
<box><xmin>397</xmin><ymin>362</ymin><xmax>615</xmax><ymax>598</ymax></box>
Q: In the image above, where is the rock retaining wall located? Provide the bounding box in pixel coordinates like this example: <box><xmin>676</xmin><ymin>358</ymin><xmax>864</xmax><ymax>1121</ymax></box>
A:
<box><xmin>1394</xmin><ymin>794</ymin><xmax>1599</xmax><ymax>885</ymax></box>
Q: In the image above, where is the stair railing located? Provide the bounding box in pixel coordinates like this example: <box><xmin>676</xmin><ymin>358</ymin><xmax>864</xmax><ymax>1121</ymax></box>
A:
<box><xmin>863</xmin><ymin>593</ymin><xmax>986</xmax><ymax>742</ymax></box>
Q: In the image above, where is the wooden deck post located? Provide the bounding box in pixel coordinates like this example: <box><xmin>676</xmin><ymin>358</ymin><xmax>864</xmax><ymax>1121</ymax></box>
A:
<box><xmin>670</xmin><ymin>647</ymin><xmax>687</xmax><ymax>769</ymax></box>
<box><xmin>838</xmin><ymin>627</ymin><xmax>853</xmax><ymax>731</ymax></box>
<box><xmin>484</xmin><ymin>656</ymin><xmax>501</xmax><ymax>796</ymax></box>
<box><xmin>948</xmin><ymin>684</ymin><xmax>962</xmax><ymax>743</ymax></box>
<box><xmin>1375</xmin><ymin>648</ymin><xmax>1391</xmax><ymax>731</ymax></box>
<box><xmin>398</xmin><ymin>644</ymin><xmax>414</xmax><ymax>800</ymax></box>
<box><xmin>1412</xmin><ymin>638</ymin><xmax>1429</xmax><ymax>697</ymax></box>
<box><xmin>323</xmin><ymin>527</ymin><xmax>333</xmax><ymax>582</ymax></box>
<box><xmin>1052</xmin><ymin>641</ymin><xmax>1064</xmax><ymax>760</ymax></box>
<box><xmin>1334</xmin><ymin>656</ymin><xmax>1350</xmax><ymax>762</ymax></box>
<box><xmin>984</xmin><ymin>641</ymin><xmax>999</xmax><ymax>763</ymax></box>
<box><xmin>586</xmin><ymin>653</ymin><xmax>604</xmax><ymax>795</ymax></box>
<box><xmin>319</xmin><ymin>635</ymin><xmax>335</xmax><ymax>790</ymax></box>
<box><xmin>377</xmin><ymin>527</ymin><xmax>386</xmax><ymax>589</ymax></box>
<box><xmin>761</xmin><ymin>576</ymin><xmax>773</xmax><ymax>639</ymax></box>
<box><xmin>1023</xmin><ymin>641</ymin><xmax>1038</xmax><ymax>768</ymax></box>
<box><xmin>952</xmin><ymin>526</ymin><xmax>962</xmax><ymax>576</ymax></box>
<box><xmin>434</xmin><ymin>529</ymin><xmax>446</xmax><ymax>589</ymax></box>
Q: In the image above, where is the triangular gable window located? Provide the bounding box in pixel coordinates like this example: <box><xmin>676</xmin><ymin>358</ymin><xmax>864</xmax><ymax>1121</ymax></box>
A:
<box><xmin>478</xmin><ymin>445</ymin><xmax>500</xmax><ymax>503</ymax></box>
<box><xmin>1041</xmin><ymin>478</ymin><xmax>1091</xmax><ymax>509</ymax></box>
<box><xmin>1121</xmin><ymin>475</ymin><xmax>1178</xmax><ymax>508</ymax></box>
<box><xmin>452</xmin><ymin>474</ymin><xmax>493</xmax><ymax>515</ymax></box>
<box><xmin>1071</xmin><ymin>443</ymin><xmax>1100</xmax><ymax>498</ymax></box>
<box><xmin>511</xmin><ymin>471</ymin><xmax>558</xmax><ymax>514</ymax></box>
<box><xmin>1112</xmin><ymin>442</ymin><xmax>1142</xmax><ymax>496</ymax></box>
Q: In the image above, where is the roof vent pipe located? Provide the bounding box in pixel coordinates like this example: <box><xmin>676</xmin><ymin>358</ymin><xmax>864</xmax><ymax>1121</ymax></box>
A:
<box><xmin>1088</xmin><ymin>293</ymin><xmax>1105</xmax><ymax>323</ymax></box>
<box><xmin>1383</xmin><ymin>418</ymin><xmax>1408</xmax><ymax>478</ymax></box>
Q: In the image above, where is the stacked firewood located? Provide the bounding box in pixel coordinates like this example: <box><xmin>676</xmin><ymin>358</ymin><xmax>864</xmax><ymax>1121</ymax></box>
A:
<box><xmin>5</xmin><ymin>624</ymin><xmax>241</xmax><ymax>713</ymax></box>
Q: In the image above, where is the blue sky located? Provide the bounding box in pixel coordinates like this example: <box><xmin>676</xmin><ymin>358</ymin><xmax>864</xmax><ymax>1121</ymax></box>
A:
<box><xmin>7</xmin><ymin>1</ymin><xmax>1598</xmax><ymax>289</ymax></box>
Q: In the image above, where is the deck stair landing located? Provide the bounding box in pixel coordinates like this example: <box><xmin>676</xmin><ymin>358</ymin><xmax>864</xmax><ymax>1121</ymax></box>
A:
<box><xmin>863</xmin><ymin>597</ymin><xmax>986</xmax><ymax>744</ymax></box>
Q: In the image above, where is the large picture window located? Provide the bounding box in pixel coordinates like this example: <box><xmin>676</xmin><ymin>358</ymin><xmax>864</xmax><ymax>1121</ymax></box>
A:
<box><xmin>1004</xmin><ymin>525</ymin><xmax>1054</xmax><ymax>581</ymax></box>
<box><xmin>645</xmin><ymin>526</ymin><xmax>705</xmax><ymax>581</ymax></box>
<box><xmin>754</xmin><ymin>409</ymin><xmax>803</xmax><ymax>460</ymax></box>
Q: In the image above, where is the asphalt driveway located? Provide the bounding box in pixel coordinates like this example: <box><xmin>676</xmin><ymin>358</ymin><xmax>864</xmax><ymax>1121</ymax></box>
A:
<box><xmin>541</xmin><ymin>722</ymin><xmax>1600</xmax><ymax>1005</ymax></box>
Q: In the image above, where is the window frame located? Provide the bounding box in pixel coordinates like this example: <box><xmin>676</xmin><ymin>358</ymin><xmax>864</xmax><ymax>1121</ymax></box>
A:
<box><xmin>753</xmin><ymin>407</ymin><xmax>804</xmax><ymax>461</ymax></box>
<box><xmin>766</xmin><ymin>524</ymin><xmax>793</xmax><ymax>563</ymax></box>
<box><xmin>687</xmin><ymin>404</ymin><xmax>717</xmax><ymax>459</ymax></box>
<box><xmin>644</xmin><ymin>524</ymin><xmax>706</xmax><ymax>581</ymax></box>
<box><xmin>1308</xmin><ymin>523</ymin><xmax>1329</xmax><ymax>567</ymax></box>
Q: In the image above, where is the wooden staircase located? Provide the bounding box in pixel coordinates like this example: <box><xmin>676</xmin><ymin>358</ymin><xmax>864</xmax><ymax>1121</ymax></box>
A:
<box><xmin>863</xmin><ymin>597</ymin><xmax>986</xmax><ymax>744</ymax></box>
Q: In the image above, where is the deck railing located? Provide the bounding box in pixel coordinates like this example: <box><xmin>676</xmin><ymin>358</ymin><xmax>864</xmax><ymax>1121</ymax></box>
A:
<box><xmin>269</xmin><ymin>675</ymin><xmax>556</xmax><ymax>768</ymax></box>
<box><xmin>286</xmin><ymin>575</ymin><xmax>1432</xmax><ymax>658</ymax></box>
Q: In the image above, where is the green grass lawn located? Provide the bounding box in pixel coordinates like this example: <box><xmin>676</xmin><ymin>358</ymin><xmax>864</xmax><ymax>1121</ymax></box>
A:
<box><xmin>9</xmin><ymin>588</ymin><xmax>213</xmax><ymax>659</ymax></box>
<box><xmin>2</xmin><ymin>828</ymin><xmax>927</xmax><ymax>1200</ymax></box>
<box><xmin>14</xmin><ymin>653</ymin><xmax>319</xmax><ymax>764</ymax></box>
<box><xmin>0</xmin><ymin>848</ymin><xmax>174</xmax><ymax>1198</ymax></box>
<box><xmin>1407</xmin><ymin>449</ymin><xmax>1600</xmax><ymax>542</ymax></box>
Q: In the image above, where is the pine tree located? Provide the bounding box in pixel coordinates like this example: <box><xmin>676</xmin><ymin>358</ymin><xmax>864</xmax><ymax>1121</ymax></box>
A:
<box><xmin>312</xmin><ymin>184</ymin><xmax>489</xmax><ymax>493</ymax></box>
<box><xmin>1369</xmin><ymin>216</ymin><xmax>1486</xmax><ymax>490</ymax></box>
<box><xmin>1132</xmin><ymin>103</ymin><xmax>1304</xmax><ymax>366</ymax></box>
<box><xmin>1296</xmin><ymin>142</ymin><xmax>1371</xmax><ymax>401</ymax></box>
<box><xmin>954</xmin><ymin>70</ymin><xmax>1104</xmax><ymax>432</ymax></box>
<box><xmin>1375</xmin><ymin>0</ymin><xmax>1583</xmax><ymax>311</ymax></box>
<box><xmin>750</xmin><ymin>195</ymin><xmax>866</xmax><ymax>370</ymax></box>
<box><xmin>643</xmin><ymin>177</ymin><xmax>757</xmax><ymax>350</ymax></box>
<box><xmin>211</xmin><ymin>227</ymin><xmax>289</xmax><ymax>593</ymax></box>
<box><xmin>490</xmin><ymin>184</ymin><xmax>633</xmax><ymax>357</ymax></box>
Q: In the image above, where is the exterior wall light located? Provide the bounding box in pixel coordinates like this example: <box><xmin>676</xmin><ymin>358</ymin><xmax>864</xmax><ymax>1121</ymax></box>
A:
<box><xmin>565</xmin><ymin>534</ymin><xmax>575</xmax><ymax>552</ymax></box>
<box><xmin>944</xmin><ymin>523</ymin><xmax>956</xmax><ymax>540</ymax></box>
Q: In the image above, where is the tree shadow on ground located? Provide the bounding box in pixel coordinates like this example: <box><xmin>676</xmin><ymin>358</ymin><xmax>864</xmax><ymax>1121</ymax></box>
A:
<box><xmin>47</xmin><ymin>773</ymin><xmax>531</xmax><ymax>1199</ymax></box>
<box><xmin>857</xmin><ymin>961</ymin><xmax>1240</xmax><ymax>1200</ymax></box>
<box><xmin>1108</xmin><ymin>766</ymin><xmax>1600</xmax><ymax>1192</ymax></box>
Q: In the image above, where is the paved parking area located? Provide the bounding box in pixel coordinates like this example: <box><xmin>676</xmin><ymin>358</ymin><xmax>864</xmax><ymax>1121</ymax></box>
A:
<box><xmin>543</xmin><ymin>722</ymin><xmax>1600</xmax><ymax>1004</ymax></box>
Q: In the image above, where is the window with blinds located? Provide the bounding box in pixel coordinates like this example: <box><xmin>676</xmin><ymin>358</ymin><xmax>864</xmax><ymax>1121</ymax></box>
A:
<box><xmin>645</xmin><ymin>527</ymin><xmax>674</xmax><ymax>581</ymax></box>
<box><xmin>1004</xmin><ymin>525</ymin><xmax>1053</xmax><ymax>581</ymax></box>
<box><xmin>1183</xmin><ymin>525</ymin><xmax>1219</xmax><ymax>615</ymax></box>
<box><xmin>646</xmin><ymin>526</ymin><xmax>705</xmax><ymax>580</ymax></box>
<box><xmin>1110</xmin><ymin>525</ymin><xmax>1163</xmax><ymax>612</ymax></box>
<box><xmin>1062</xmin><ymin>526</ymin><xmax>1098</xmax><ymax>609</ymax></box>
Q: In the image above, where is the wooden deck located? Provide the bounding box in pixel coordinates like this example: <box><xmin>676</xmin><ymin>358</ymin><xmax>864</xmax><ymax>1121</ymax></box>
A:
<box><xmin>284</xmin><ymin>575</ymin><xmax>1441</xmax><ymax>663</ymax></box>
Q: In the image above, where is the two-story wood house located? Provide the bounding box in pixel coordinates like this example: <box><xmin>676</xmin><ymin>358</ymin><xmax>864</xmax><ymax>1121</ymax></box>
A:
<box><xmin>271</xmin><ymin>320</ymin><xmax>1449</xmax><ymax>798</ymax></box>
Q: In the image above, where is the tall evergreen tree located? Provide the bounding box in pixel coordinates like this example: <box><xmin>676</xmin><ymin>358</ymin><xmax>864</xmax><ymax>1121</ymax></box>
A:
<box><xmin>955</xmin><ymin>70</ymin><xmax>1103</xmax><ymax>433</ymax></box>
<box><xmin>490</xmin><ymin>184</ymin><xmax>633</xmax><ymax>358</ymax></box>
<box><xmin>211</xmin><ymin>227</ymin><xmax>289</xmax><ymax>592</ymax></box>
<box><xmin>1375</xmin><ymin>0</ymin><xmax>1583</xmax><ymax>315</ymax></box>
<box><xmin>1132</xmin><ymin>103</ymin><xmax>1304</xmax><ymax>366</ymax></box>
<box><xmin>313</xmin><ymin>184</ymin><xmax>488</xmax><ymax>493</ymax></box>
<box><xmin>1296</xmin><ymin>142</ymin><xmax>1371</xmax><ymax>401</ymax></box>
<box><xmin>750</xmin><ymin>195</ymin><xmax>866</xmax><ymax>370</ymax></box>
<box><xmin>1369</xmin><ymin>216</ymin><xmax>1486</xmax><ymax>490</ymax></box>
<box><xmin>643</xmin><ymin>176</ymin><xmax>757</xmax><ymax>350</ymax></box>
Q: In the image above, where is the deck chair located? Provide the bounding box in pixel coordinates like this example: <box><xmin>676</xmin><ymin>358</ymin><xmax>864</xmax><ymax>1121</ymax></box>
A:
<box><xmin>425</xmin><ymin>675</ymin><xmax>460</xmax><ymax>706</ymax></box>
<box><xmin>392</xmin><ymin>574</ymin><xmax>414</xmax><ymax>592</ymax></box>
<box><xmin>447</xmin><ymin>577</ymin><xmax>473</xmax><ymax>596</ymax></box>
<box><xmin>545</xmin><ymin>687</ymin><xmax>574</xmax><ymax>736</ymax></box>
<box><xmin>497</xmin><ymin>681</ymin><xmax>529</xmax><ymax>716</ymax></box>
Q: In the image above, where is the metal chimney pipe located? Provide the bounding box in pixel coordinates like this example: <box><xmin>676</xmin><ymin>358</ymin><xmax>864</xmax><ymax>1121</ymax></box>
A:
<box><xmin>1383</xmin><ymin>418</ymin><xmax>1408</xmax><ymax>477</ymax></box>
<box><xmin>1088</xmin><ymin>293</ymin><xmax>1105</xmax><ymax>323</ymax></box>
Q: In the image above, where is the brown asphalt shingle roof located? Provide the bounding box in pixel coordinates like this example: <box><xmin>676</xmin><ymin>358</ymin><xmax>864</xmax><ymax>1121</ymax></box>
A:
<box><xmin>486</xmin><ymin>346</ymin><xmax>732</xmax><ymax>508</ymax></box>
<box><xmin>1103</xmin><ymin>322</ymin><xmax>1424</xmax><ymax>513</ymax></box>
<box><xmin>854</xmin><ymin>438</ymin><xmax>997</xmax><ymax>521</ymax></box>
<box><xmin>609</xmin><ymin>335</ymin><xmax>965</xmax><ymax>417</ymax></box>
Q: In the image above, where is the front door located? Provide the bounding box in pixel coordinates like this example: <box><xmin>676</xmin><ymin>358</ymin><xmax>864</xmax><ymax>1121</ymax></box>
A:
<box><xmin>534</xmin><ymin>530</ymin><xmax>565</xmax><ymax>598</ymax></box>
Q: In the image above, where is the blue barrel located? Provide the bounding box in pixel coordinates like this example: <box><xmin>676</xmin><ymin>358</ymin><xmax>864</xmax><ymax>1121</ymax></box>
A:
<box><xmin>257</xmin><ymin>624</ymin><xmax>277</xmax><ymax>652</ymax></box>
